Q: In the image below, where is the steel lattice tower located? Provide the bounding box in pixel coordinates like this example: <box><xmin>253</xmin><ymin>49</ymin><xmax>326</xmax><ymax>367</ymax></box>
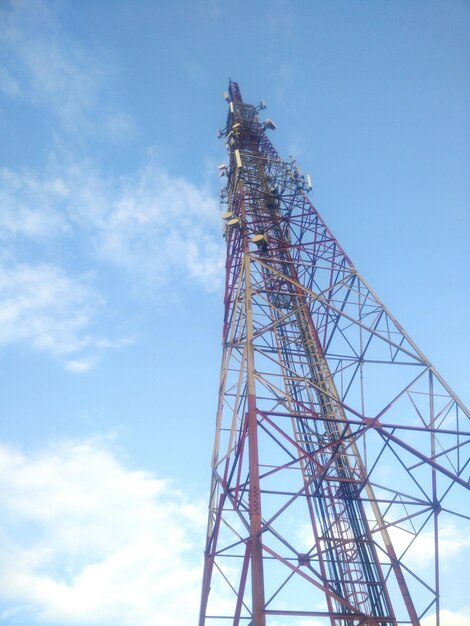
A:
<box><xmin>199</xmin><ymin>81</ymin><xmax>470</xmax><ymax>626</ymax></box>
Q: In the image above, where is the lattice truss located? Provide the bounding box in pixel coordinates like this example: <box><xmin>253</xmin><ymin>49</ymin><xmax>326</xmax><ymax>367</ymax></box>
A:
<box><xmin>199</xmin><ymin>82</ymin><xmax>470</xmax><ymax>626</ymax></box>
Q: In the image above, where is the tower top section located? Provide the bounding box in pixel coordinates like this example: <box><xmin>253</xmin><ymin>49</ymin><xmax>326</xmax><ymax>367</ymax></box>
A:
<box><xmin>218</xmin><ymin>80</ymin><xmax>269</xmax><ymax>147</ymax></box>
<box><xmin>227</xmin><ymin>79</ymin><xmax>243</xmax><ymax>103</ymax></box>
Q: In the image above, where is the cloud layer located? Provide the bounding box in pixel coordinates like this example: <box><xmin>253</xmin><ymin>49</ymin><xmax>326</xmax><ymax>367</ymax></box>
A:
<box><xmin>1</xmin><ymin>158</ymin><xmax>224</xmax><ymax>291</ymax></box>
<box><xmin>0</xmin><ymin>438</ymin><xmax>205</xmax><ymax>625</ymax></box>
<box><xmin>0</xmin><ymin>261</ymin><xmax>109</xmax><ymax>371</ymax></box>
<box><xmin>0</xmin><ymin>0</ymin><xmax>126</xmax><ymax>138</ymax></box>
<box><xmin>0</xmin><ymin>0</ymin><xmax>224</xmax><ymax>370</ymax></box>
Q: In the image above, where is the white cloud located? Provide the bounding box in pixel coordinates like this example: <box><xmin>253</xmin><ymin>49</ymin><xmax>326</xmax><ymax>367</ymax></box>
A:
<box><xmin>1</xmin><ymin>158</ymin><xmax>224</xmax><ymax>292</ymax></box>
<box><xmin>0</xmin><ymin>156</ymin><xmax>223</xmax><ymax>368</ymax></box>
<box><xmin>387</xmin><ymin>520</ymin><xmax>470</xmax><ymax>567</ymax></box>
<box><xmin>0</xmin><ymin>438</ymin><xmax>206</xmax><ymax>626</ymax></box>
<box><xmin>83</xmin><ymin>162</ymin><xmax>224</xmax><ymax>291</ymax></box>
<box><xmin>422</xmin><ymin>610</ymin><xmax>470</xmax><ymax>626</ymax></box>
<box><xmin>0</xmin><ymin>167</ymin><xmax>69</xmax><ymax>239</ymax></box>
<box><xmin>0</xmin><ymin>0</ymin><xmax>97</xmax><ymax>126</ymax></box>
<box><xmin>0</xmin><ymin>261</ymin><xmax>121</xmax><ymax>369</ymax></box>
<box><xmin>103</xmin><ymin>111</ymin><xmax>136</xmax><ymax>143</ymax></box>
<box><xmin>0</xmin><ymin>1</ymin><xmax>224</xmax><ymax>370</ymax></box>
<box><xmin>0</xmin><ymin>0</ymin><xmax>132</xmax><ymax>139</ymax></box>
<box><xmin>0</xmin><ymin>64</ymin><xmax>21</xmax><ymax>97</ymax></box>
<box><xmin>65</xmin><ymin>358</ymin><xmax>97</xmax><ymax>373</ymax></box>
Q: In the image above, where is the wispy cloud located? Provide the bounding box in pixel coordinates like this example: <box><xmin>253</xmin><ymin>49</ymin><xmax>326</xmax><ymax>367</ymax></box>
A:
<box><xmin>0</xmin><ymin>0</ymin><xmax>224</xmax><ymax>371</ymax></box>
<box><xmin>0</xmin><ymin>0</ymin><xmax>132</xmax><ymax>140</ymax></box>
<box><xmin>1</xmin><ymin>157</ymin><xmax>224</xmax><ymax>291</ymax></box>
<box><xmin>387</xmin><ymin>520</ymin><xmax>470</xmax><ymax>568</ymax></box>
<box><xmin>0</xmin><ymin>438</ymin><xmax>205</xmax><ymax>626</ymax></box>
<box><xmin>85</xmin><ymin>162</ymin><xmax>224</xmax><ymax>291</ymax></box>
<box><xmin>0</xmin><ymin>154</ymin><xmax>223</xmax><ymax>369</ymax></box>
<box><xmin>267</xmin><ymin>1</ymin><xmax>295</xmax><ymax>36</ymax></box>
<box><xmin>0</xmin><ymin>262</ymin><xmax>124</xmax><ymax>370</ymax></box>
<box><xmin>422</xmin><ymin>611</ymin><xmax>470</xmax><ymax>626</ymax></box>
<box><xmin>0</xmin><ymin>167</ymin><xmax>69</xmax><ymax>239</ymax></box>
<box><xmin>181</xmin><ymin>58</ymin><xmax>208</xmax><ymax>86</ymax></box>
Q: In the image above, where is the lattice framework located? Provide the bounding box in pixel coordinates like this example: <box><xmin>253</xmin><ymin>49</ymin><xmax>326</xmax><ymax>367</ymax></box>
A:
<box><xmin>199</xmin><ymin>81</ymin><xmax>470</xmax><ymax>626</ymax></box>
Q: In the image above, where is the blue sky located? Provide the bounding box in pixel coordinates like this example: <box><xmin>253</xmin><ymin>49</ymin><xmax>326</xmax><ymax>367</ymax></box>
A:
<box><xmin>0</xmin><ymin>1</ymin><xmax>469</xmax><ymax>624</ymax></box>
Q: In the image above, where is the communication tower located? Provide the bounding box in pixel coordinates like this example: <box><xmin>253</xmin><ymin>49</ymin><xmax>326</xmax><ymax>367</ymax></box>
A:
<box><xmin>199</xmin><ymin>81</ymin><xmax>469</xmax><ymax>626</ymax></box>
